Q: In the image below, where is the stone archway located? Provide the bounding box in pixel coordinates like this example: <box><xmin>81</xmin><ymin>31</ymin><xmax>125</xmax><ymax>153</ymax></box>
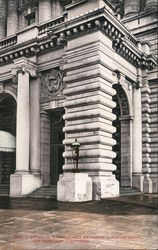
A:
<box><xmin>112</xmin><ymin>84</ymin><xmax>132</xmax><ymax>187</ymax></box>
<box><xmin>0</xmin><ymin>93</ymin><xmax>16</xmax><ymax>188</ymax></box>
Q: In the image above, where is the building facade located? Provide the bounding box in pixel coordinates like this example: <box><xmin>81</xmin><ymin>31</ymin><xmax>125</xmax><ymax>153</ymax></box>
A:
<box><xmin>0</xmin><ymin>0</ymin><xmax>157</xmax><ymax>200</ymax></box>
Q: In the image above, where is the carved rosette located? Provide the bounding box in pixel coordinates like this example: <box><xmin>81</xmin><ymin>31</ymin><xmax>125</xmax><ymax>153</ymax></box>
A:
<box><xmin>41</xmin><ymin>69</ymin><xmax>66</xmax><ymax>99</ymax></box>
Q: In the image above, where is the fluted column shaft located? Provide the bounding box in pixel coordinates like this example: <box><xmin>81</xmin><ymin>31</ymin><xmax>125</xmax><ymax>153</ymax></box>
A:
<box><xmin>52</xmin><ymin>0</ymin><xmax>63</xmax><ymax>18</ymax></box>
<box><xmin>7</xmin><ymin>0</ymin><xmax>18</xmax><ymax>36</ymax></box>
<box><xmin>124</xmin><ymin>0</ymin><xmax>140</xmax><ymax>16</ymax></box>
<box><xmin>0</xmin><ymin>0</ymin><xmax>7</xmax><ymax>40</ymax></box>
<box><xmin>39</xmin><ymin>0</ymin><xmax>52</xmax><ymax>23</ymax></box>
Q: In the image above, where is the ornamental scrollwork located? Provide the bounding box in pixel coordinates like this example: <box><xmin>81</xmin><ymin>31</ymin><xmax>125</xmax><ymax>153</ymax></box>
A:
<box><xmin>41</xmin><ymin>69</ymin><xmax>66</xmax><ymax>99</ymax></box>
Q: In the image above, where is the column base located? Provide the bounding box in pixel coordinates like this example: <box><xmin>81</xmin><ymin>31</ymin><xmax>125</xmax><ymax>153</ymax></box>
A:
<box><xmin>57</xmin><ymin>173</ymin><xmax>92</xmax><ymax>202</ymax></box>
<box><xmin>132</xmin><ymin>173</ymin><xmax>144</xmax><ymax>192</ymax></box>
<box><xmin>121</xmin><ymin>176</ymin><xmax>131</xmax><ymax>187</ymax></box>
<box><xmin>10</xmin><ymin>172</ymin><xmax>42</xmax><ymax>197</ymax></box>
<box><xmin>143</xmin><ymin>173</ymin><xmax>158</xmax><ymax>193</ymax></box>
<box><xmin>92</xmin><ymin>174</ymin><xmax>119</xmax><ymax>200</ymax></box>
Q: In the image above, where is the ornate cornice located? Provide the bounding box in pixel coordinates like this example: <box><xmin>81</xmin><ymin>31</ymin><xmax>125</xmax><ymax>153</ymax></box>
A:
<box><xmin>0</xmin><ymin>7</ymin><xmax>157</xmax><ymax>71</ymax></box>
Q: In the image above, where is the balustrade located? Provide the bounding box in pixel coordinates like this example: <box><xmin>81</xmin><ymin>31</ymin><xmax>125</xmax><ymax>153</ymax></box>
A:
<box><xmin>0</xmin><ymin>35</ymin><xmax>17</xmax><ymax>50</ymax></box>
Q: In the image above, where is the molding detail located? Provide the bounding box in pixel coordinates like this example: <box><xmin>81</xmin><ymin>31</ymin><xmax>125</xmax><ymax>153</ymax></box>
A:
<box><xmin>0</xmin><ymin>83</ymin><xmax>4</xmax><ymax>94</ymax></box>
<box><xmin>0</xmin><ymin>7</ymin><xmax>157</xmax><ymax>70</ymax></box>
<box><xmin>0</xmin><ymin>83</ymin><xmax>17</xmax><ymax>101</ymax></box>
<box><xmin>41</xmin><ymin>69</ymin><xmax>66</xmax><ymax>98</ymax></box>
<box><xmin>11</xmin><ymin>57</ymin><xmax>37</xmax><ymax>80</ymax></box>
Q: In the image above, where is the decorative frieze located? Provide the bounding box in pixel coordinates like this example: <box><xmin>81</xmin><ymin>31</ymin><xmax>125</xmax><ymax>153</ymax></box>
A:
<box><xmin>41</xmin><ymin>68</ymin><xmax>66</xmax><ymax>99</ymax></box>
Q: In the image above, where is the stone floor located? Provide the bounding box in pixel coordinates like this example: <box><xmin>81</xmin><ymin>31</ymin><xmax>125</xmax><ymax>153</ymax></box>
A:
<box><xmin>0</xmin><ymin>194</ymin><xmax>158</xmax><ymax>250</ymax></box>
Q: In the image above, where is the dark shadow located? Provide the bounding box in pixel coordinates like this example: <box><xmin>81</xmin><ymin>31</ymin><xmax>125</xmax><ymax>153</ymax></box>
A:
<box><xmin>0</xmin><ymin>195</ymin><xmax>157</xmax><ymax>215</ymax></box>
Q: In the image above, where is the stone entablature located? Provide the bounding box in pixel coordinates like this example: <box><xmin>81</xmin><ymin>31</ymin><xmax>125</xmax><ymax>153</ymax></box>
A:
<box><xmin>0</xmin><ymin>5</ymin><xmax>157</xmax><ymax>71</ymax></box>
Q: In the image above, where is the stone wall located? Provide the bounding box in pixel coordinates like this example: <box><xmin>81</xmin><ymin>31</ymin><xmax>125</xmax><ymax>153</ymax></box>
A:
<box><xmin>40</xmin><ymin>111</ymin><xmax>50</xmax><ymax>186</ymax></box>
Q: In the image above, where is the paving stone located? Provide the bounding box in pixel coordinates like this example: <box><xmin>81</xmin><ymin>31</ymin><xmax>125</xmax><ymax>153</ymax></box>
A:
<box><xmin>0</xmin><ymin>194</ymin><xmax>158</xmax><ymax>249</ymax></box>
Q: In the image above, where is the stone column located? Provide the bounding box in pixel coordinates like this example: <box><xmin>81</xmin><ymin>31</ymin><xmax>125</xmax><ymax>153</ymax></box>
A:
<box><xmin>132</xmin><ymin>83</ymin><xmax>143</xmax><ymax>191</ymax></box>
<box><xmin>30</xmin><ymin>77</ymin><xmax>41</xmax><ymax>174</ymax></box>
<box><xmin>10</xmin><ymin>57</ymin><xmax>41</xmax><ymax>197</ymax></box>
<box><xmin>0</xmin><ymin>0</ymin><xmax>7</xmax><ymax>40</ymax></box>
<box><xmin>7</xmin><ymin>0</ymin><xmax>18</xmax><ymax>37</ymax></box>
<box><xmin>52</xmin><ymin>0</ymin><xmax>63</xmax><ymax>19</ymax></box>
<box><xmin>144</xmin><ymin>0</ymin><xmax>158</xmax><ymax>11</ymax></box>
<box><xmin>124</xmin><ymin>0</ymin><xmax>140</xmax><ymax>17</ymax></box>
<box><xmin>39</xmin><ymin>0</ymin><xmax>52</xmax><ymax>23</ymax></box>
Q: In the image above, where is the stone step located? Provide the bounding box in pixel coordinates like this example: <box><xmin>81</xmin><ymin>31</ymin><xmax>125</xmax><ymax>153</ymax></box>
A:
<box><xmin>120</xmin><ymin>187</ymin><xmax>141</xmax><ymax>196</ymax></box>
<box><xmin>0</xmin><ymin>184</ymin><xmax>9</xmax><ymax>197</ymax></box>
<box><xmin>28</xmin><ymin>186</ymin><xmax>57</xmax><ymax>199</ymax></box>
<box><xmin>0</xmin><ymin>188</ymin><xmax>9</xmax><ymax>190</ymax></box>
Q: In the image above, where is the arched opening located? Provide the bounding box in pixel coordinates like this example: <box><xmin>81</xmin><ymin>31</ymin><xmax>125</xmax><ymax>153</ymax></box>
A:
<box><xmin>112</xmin><ymin>84</ymin><xmax>132</xmax><ymax>187</ymax></box>
<box><xmin>0</xmin><ymin>93</ymin><xmax>16</xmax><ymax>194</ymax></box>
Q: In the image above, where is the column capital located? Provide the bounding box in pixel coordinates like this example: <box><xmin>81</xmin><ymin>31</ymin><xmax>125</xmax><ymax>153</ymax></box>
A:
<box><xmin>12</xmin><ymin>57</ymin><xmax>38</xmax><ymax>79</ymax></box>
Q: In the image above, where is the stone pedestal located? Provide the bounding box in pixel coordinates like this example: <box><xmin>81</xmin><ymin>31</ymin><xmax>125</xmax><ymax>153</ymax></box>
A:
<box><xmin>10</xmin><ymin>173</ymin><xmax>41</xmax><ymax>197</ymax></box>
<box><xmin>92</xmin><ymin>175</ymin><xmax>119</xmax><ymax>200</ymax></box>
<box><xmin>57</xmin><ymin>173</ymin><xmax>92</xmax><ymax>202</ymax></box>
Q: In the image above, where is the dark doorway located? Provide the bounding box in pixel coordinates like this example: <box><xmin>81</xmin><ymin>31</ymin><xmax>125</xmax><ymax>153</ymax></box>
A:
<box><xmin>50</xmin><ymin>108</ymin><xmax>65</xmax><ymax>185</ymax></box>
<box><xmin>0</xmin><ymin>152</ymin><xmax>15</xmax><ymax>184</ymax></box>
<box><xmin>112</xmin><ymin>84</ymin><xmax>131</xmax><ymax>187</ymax></box>
<box><xmin>0</xmin><ymin>93</ymin><xmax>16</xmax><ymax>185</ymax></box>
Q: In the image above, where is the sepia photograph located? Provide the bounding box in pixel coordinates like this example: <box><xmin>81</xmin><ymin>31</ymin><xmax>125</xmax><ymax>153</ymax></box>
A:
<box><xmin>0</xmin><ymin>0</ymin><xmax>158</xmax><ymax>249</ymax></box>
